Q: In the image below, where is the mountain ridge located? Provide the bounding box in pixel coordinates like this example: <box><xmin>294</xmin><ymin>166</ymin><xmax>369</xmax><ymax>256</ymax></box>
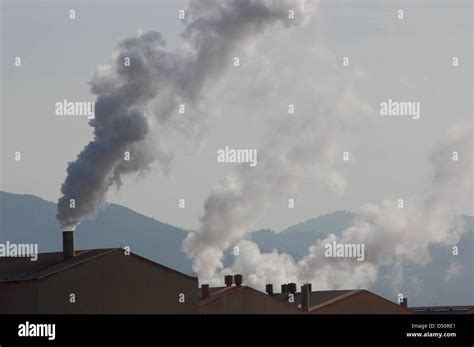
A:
<box><xmin>1</xmin><ymin>190</ymin><xmax>472</xmax><ymax>306</ymax></box>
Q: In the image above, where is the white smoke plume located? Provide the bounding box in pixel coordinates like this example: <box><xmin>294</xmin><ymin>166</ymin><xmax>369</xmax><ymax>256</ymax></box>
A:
<box><xmin>219</xmin><ymin>125</ymin><xmax>472</xmax><ymax>291</ymax></box>
<box><xmin>57</xmin><ymin>0</ymin><xmax>315</xmax><ymax>229</ymax></box>
<box><xmin>182</xmin><ymin>74</ymin><xmax>373</xmax><ymax>281</ymax></box>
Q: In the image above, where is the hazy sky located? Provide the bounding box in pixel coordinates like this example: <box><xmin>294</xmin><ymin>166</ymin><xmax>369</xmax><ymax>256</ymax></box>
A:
<box><xmin>1</xmin><ymin>0</ymin><xmax>472</xmax><ymax>231</ymax></box>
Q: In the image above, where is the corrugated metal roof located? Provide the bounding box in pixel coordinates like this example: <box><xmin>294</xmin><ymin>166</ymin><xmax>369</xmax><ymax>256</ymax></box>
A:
<box><xmin>0</xmin><ymin>249</ymin><xmax>117</xmax><ymax>282</ymax></box>
<box><xmin>273</xmin><ymin>290</ymin><xmax>362</xmax><ymax>311</ymax></box>
<box><xmin>0</xmin><ymin>248</ymin><xmax>198</xmax><ymax>283</ymax></box>
<box><xmin>124</xmin><ymin>251</ymin><xmax>198</xmax><ymax>280</ymax></box>
<box><xmin>198</xmin><ymin>286</ymin><xmax>244</xmax><ymax>305</ymax></box>
<box><xmin>198</xmin><ymin>285</ymin><xmax>304</xmax><ymax>314</ymax></box>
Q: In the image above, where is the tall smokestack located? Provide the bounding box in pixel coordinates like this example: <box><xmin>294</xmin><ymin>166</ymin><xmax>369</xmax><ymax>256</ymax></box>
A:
<box><xmin>62</xmin><ymin>231</ymin><xmax>74</xmax><ymax>259</ymax></box>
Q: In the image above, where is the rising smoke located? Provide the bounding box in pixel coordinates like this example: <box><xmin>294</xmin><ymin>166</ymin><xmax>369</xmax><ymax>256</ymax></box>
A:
<box><xmin>182</xmin><ymin>72</ymin><xmax>373</xmax><ymax>281</ymax></box>
<box><xmin>211</xmin><ymin>125</ymin><xmax>473</xmax><ymax>290</ymax></box>
<box><xmin>57</xmin><ymin>0</ymin><xmax>315</xmax><ymax>229</ymax></box>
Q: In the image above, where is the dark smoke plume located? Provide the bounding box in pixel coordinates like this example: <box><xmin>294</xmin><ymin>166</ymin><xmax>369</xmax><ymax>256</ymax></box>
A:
<box><xmin>57</xmin><ymin>0</ymin><xmax>314</xmax><ymax>229</ymax></box>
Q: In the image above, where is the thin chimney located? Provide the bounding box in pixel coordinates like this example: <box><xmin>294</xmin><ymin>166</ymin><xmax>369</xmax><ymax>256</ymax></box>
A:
<box><xmin>401</xmin><ymin>298</ymin><xmax>408</xmax><ymax>308</ymax></box>
<box><xmin>265</xmin><ymin>284</ymin><xmax>274</xmax><ymax>295</ymax></box>
<box><xmin>62</xmin><ymin>230</ymin><xmax>75</xmax><ymax>259</ymax></box>
<box><xmin>301</xmin><ymin>284</ymin><xmax>310</xmax><ymax>312</ymax></box>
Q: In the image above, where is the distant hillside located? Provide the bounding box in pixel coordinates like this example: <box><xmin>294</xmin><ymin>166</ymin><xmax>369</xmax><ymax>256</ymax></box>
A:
<box><xmin>250</xmin><ymin>211</ymin><xmax>354</xmax><ymax>257</ymax></box>
<box><xmin>1</xmin><ymin>191</ymin><xmax>472</xmax><ymax>306</ymax></box>
<box><xmin>282</xmin><ymin>210</ymin><xmax>354</xmax><ymax>234</ymax></box>
<box><xmin>0</xmin><ymin>191</ymin><xmax>193</xmax><ymax>273</ymax></box>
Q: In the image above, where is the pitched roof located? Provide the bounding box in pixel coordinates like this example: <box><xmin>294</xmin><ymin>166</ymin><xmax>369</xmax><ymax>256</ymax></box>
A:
<box><xmin>273</xmin><ymin>289</ymin><xmax>414</xmax><ymax>313</ymax></box>
<box><xmin>198</xmin><ymin>285</ymin><xmax>300</xmax><ymax>313</ymax></box>
<box><xmin>198</xmin><ymin>286</ymin><xmax>245</xmax><ymax>306</ymax></box>
<box><xmin>0</xmin><ymin>248</ymin><xmax>198</xmax><ymax>283</ymax></box>
<box><xmin>273</xmin><ymin>289</ymin><xmax>361</xmax><ymax>311</ymax></box>
<box><xmin>0</xmin><ymin>249</ymin><xmax>117</xmax><ymax>282</ymax></box>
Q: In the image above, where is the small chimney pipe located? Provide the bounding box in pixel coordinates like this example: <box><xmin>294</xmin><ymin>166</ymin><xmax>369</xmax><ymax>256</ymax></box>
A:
<box><xmin>224</xmin><ymin>275</ymin><xmax>233</xmax><ymax>287</ymax></box>
<box><xmin>201</xmin><ymin>284</ymin><xmax>210</xmax><ymax>299</ymax></box>
<box><xmin>62</xmin><ymin>231</ymin><xmax>74</xmax><ymax>259</ymax></box>
<box><xmin>281</xmin><ymin>284</ymin><xmax>288</xmax><ymax>293</ymax></box>
<box><xmin>401</xmin><ymin>298</ymin><xmax>408</xmax><ymax>308</ymax></box>
<box><xmin>288</xmin><ymin>283</ymin><xmax>297</xmax><ymax>293</ymax></box>
<box><xmin>301</xmin><ymin>284</ymin><xmax>310</xmax><ymax>312</ymax></box>
<box><xmin>234</xmin><ymin>274</ymin><xmax>243</xmax><ymax>287</ymax></box>
<box><xmin>265</xmin><ymin>284</ymin><xmax>274</xmax><ymax>295</ymax></box>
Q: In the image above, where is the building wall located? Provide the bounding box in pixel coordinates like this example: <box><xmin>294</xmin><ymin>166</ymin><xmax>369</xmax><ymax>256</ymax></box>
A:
<box><xmin>199</xmin><ymin>287</ymin><xmax>302</xmax><ymax>314</ymax></box>
<box><xmin>0</xmin><ymin>250</ymin><xmax>198</xmax><ymax>314</ymax></box>
<box><xmin>0</xmin><ymin>281</ymin><xmax>37</xmax><ymax>313</ymax></box>
<box><xmin>311</xmin><ymin>290</ymin><xmax>412</xmax><ymax>314</ymax></box>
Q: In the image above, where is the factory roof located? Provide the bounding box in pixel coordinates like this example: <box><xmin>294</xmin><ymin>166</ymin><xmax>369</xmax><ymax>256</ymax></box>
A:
<box><xmin>273</xmin><ymin>289</ymin><xmax>361</xmax><ymax>311</ymax></box>
<box><xmin>0</xmin><ymin>248</ymin><xmax>196</xmax><ymax>282</ymax></box>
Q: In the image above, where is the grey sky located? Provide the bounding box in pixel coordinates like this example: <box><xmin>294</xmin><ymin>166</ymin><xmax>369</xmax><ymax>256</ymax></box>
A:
<box><xmin>1</xmin><ymin>0</ymin><xmax>472</xmax><ymax>232</ymax></box>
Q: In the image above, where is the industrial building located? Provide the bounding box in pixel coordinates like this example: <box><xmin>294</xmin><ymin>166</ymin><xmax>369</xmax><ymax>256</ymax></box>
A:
<box><xmin>0</xmin><ymin>231</ymin><xmax>198</xmax><ymax>314</ymax></box>
<box><xmin>197</xmin><ymin>278</ymin><xmax>413</xmax><ymax>314</ymax></box>
<box><xmin>409</xmin><ymin>306</ymin><xmax>474</xmax><ymax>314</ymax></box>
<box><xmin>198</xmin><ymin>275</ymin><xmax>301</xmax><ymax>314</ymax></box>
<box><xmin>0</xmin><ymin>230</ymin><xmax>415</xmax><ymax>314</ymax></box>
<box><xmin>270</xmin><ymin>283</ymin><xmax>413</xmax><ymax>314</ymax></box>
